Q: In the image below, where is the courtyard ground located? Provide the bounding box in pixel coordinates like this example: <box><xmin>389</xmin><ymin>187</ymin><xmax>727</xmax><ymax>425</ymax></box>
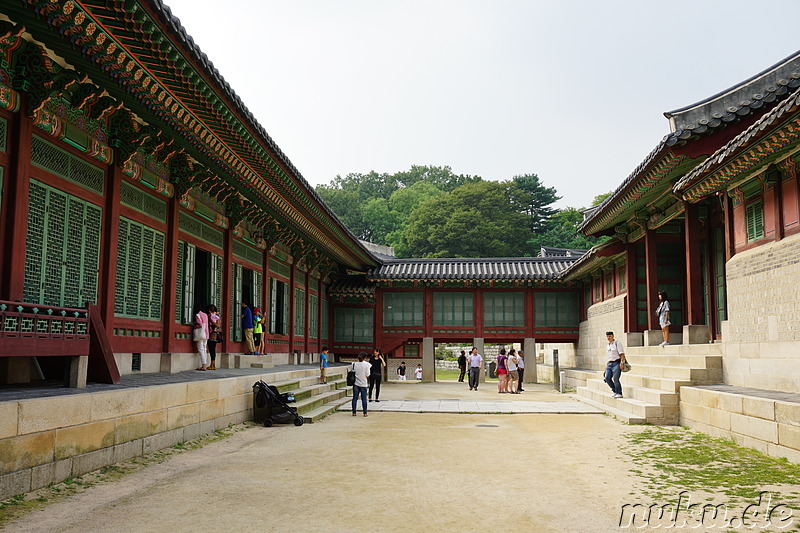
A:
<box><xmin>3</xmin><ymin>381</ymin><xmax>799</xmax><ymax>532</ymax></box>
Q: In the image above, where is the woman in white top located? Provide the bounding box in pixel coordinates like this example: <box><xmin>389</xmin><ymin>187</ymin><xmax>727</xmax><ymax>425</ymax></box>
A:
<box><xmin>656</xmin><ymin>291</ymin><xmax>671</xmax><ymax>346</ymax></box>
<box><xmin>351</xmin><ymin>352</ymin><xmax>372</xmax><ymax>417</ymax></box>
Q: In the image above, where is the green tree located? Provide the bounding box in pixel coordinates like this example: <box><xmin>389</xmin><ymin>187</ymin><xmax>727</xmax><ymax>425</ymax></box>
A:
<box><xmin>404</xmin><ymin>181</ymin><xmax>529</xmax><ymax>258</ymax></box>
<box><xmin>527</xmin><ymin>207</ymin><xmax>607</xmax><ymax>253</ymax></box>
<box><xmin>509</xmin><ymin>174</ymin><xmax>561</xmax><ymax>233</ymax></box>
<box><xmin>592</xmin><ymin>191</ymin><xmax>613</xmax><ymax>206</ymax></box>
<box><xmin>393</xmin><ymin>165</ymin><xmax>481</xmax><ymax>192</ymax></box>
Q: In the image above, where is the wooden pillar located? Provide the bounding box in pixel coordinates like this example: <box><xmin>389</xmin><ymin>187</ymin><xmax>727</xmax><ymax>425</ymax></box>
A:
<box><xmin>624</xmin><ymin>244</ymin><xmax>637</xmax><ymax>332</ymax></box>
<box><xmin>303</xmin><ymin>273</ymin><xmax>310</xmax><ymax>354</ymax></box>
<box><xmin>423</xmin><ymin>287</ymin><xmax>433</xmax><ymax>338</ymax></box>
<box><xmin>161</xmin><ymin>195</ymin><xmax>180</xmax><ymax>353</ymax></box>
<box><xmin>288</xmin><ymin>260</ymin><xmax>295</xmax><ymax>355</ymax></box>
<box><xmin>644</xmin><ymin>228</ymin><xmax>659</xmax><ymax>330</ymax></box>
<box><xmin>1</xmin><ymin>110</ymin><xmax>32</xmax><ymax>300</ymax></box>
<box><xmin>474</xmin><ymin>288</ymin><xmax>483</xmax><ymax>338</ymax></box>
<box><xmin>723</xmin><ymin>193</ymin><xmax>735</xmax><ymax>262</ymax></box>
<box><xmin>99</xmin><ymin>163</ymin><xmax>123</xmax><ymax>342</ymax></box>
<box><xmin>684</xmin><ymin>202</ymin><xmax>703</xmax><ymax>325</ymax></box>
<box><xmin>774</xmin><ymin>176</ymin><xmax>784</xmax><ymax>241</ymax></box>
<box><xmin>373</xmin><ymin>286</ymin><xmax>383</xmax><ymax>354</ymax></box>
<box><xmin>221</xmin><ymin>226</ymin><xmax>233</xmax><ymax>353</ymax></box>
<box><xmin>263</xmin><ymin>246</ymin><xmax>270</xmax><ymax>352</ymax></box>
<box><xmin>525</xmin><ymin>286</ymin><xmax>535</xmax><ymax>338</ymax></box>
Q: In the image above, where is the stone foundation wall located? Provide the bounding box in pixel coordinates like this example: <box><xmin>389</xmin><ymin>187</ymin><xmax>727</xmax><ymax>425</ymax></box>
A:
<box><xmin>721</xmin><ymin>233</ymin><xmax>800</xmax><ymax>393</ymax></box>
<box><xmin>0</xmin><ymin>373</ymin><xmax>288</xmax><ymax>500</ymax></box>
<box><xmin>680</xmin><ymin>386</ymin><xmax>800</xmax><ymax>463</ymax></box>
<box><xmin>576</xmin><ymin>295</ymin><xmax>625</xmax><ymax>370</ymax></box>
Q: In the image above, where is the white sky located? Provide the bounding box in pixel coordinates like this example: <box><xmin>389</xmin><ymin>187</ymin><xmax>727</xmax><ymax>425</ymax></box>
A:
<box><xmin>163</xmin><ymin>0</ymin><xmax>800</xmax><ymax>209</ymax></box>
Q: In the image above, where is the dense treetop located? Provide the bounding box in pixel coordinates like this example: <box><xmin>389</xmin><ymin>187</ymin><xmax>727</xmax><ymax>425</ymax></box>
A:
<box><xmin>315</xmin><ymin>165</ymin><xmax>609</xmax><ymax>258</ymax></box>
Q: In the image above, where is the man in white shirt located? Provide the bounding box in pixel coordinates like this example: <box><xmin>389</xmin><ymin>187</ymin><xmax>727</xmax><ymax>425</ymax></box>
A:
<box><xmin>351</xmin><ymin>352</ymin><xmax>372</xmax><ymax>416</ymax></box>
<box><xmin>468</xmin><ymin>347</ymin><xmax>483</xmax><ymax>391</ymax></box>
<box><xmin>605</xmin><ymin>331</ymin><xmax>626</xmax><ymax>398</ymax></box>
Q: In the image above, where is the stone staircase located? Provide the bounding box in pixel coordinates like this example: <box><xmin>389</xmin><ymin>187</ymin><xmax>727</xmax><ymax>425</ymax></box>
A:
<box><xmin>574</xmin><ymin>344</ymin><xmax>723</xmax><ymax>425</ymax></box>
<box><xmin>256</xmin><ymin>366</ymin><xmax>349</xmax><ymax>424</ymax></box>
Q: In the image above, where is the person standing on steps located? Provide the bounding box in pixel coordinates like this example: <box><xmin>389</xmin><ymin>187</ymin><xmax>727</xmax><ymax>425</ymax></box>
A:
<box><xmin>193</xmin><ymin>307</ymin><xmax>209</xmax><ymax>371</ymax></box>
<box><xmin>319</xmin><ymin>346</ymin><xmax>329</xmax><ymax>384</ymax></box>
<box><xmin>457</xmin><ymin>350</ymin><xmax>467</xmax><ymax>382</ymax></box>
<box><xmin>368</xmin><ymin>348</ymin><xmax>386</xmax><ymax>402</ymax></box>
<box><xmin>605</xmin><ymin>331</ymin><xmax>626</xmax><ymax>398</ymax></box>
<box><xmin>468</xmin><ymin>347</ymin><xmax>483</xmax><ymax>391</ymax></box>
<box><xmin>656</xmin><ymin>291</ymin><xmax>671</xmax><ymax>346</ymax></box>
<box><xmin>241</xmin><ymin>302</ymin><xmax>255</xmax><ymax>355</ymax></box>
<box><xmin>517</xmin><ymin>350</ymin><xmax>525</xmax><ymax>391</ymax></box>
<box><xmin>351</xmin><ymin>352</ymin><xmax>371</xmax><ymax>417</ymax></box>
<box><xmin>206</xmin><ymin>305</ymin><xmax>221</xmax><ymax>370</ymax></box>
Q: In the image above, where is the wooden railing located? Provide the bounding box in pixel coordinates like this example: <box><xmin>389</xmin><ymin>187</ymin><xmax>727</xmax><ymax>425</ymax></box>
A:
<box><xmin>0</xmin><ymin>300</ymin><xmax>90</xmax><ymax>357</ymax></box>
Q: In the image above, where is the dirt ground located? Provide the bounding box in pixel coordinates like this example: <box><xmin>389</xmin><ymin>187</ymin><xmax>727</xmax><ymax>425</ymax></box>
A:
<box><xmin>0</xmin><ymin>382</ymin><xmax>758</xmax><ymax>532</ymax></box>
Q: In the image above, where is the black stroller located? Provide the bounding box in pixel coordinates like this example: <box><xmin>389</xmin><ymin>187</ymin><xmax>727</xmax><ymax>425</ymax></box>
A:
<box><xmin>252</xmin><ymin>380</ymin><xmax>304</xmax><ymax>427</ymax></box>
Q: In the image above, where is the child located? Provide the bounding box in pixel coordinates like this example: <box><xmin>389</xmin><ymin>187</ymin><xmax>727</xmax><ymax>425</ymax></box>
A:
<box><xmin>319</xmin><ymin>346</ymin><xmax>329</xmax><ymax>384</ymax></box>
<box><xmin>396</xmin><ymin>361</ymin><xmax>407</xmax><ymax>380</ymax></box>
<box><xmin>252</xmin><ymin>307</ymin><xmax>263</xmax><ymax>355</ymax></box>
<box><xmin>415</xmin><ymin>364</ymin><xmax>422</xmax><ymax>380</ymax></box>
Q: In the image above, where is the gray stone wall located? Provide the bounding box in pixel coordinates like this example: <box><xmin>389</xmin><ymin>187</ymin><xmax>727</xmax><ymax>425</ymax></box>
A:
<box><xmin>576</xmin><ymin>294</ymin><xmax>625</xmax><ymax>370</ymax></box>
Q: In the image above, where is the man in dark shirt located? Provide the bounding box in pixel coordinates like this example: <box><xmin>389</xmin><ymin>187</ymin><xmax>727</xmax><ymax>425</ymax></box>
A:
<box><xmin>457</xmin><ymin>350</ymin><xmax>467</xmax><ymax>382</ymax></box>
<box><xmin>241</xmin><ymin>302</ymin><xmax>255</xmax><ymax>355</ymax></box>
<box><xmin>368</xmin><ymin>348</ymin><xmax>386</xmax><ymax>402</ymax></box>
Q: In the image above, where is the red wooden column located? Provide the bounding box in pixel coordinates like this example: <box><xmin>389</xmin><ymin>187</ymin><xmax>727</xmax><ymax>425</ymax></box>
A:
<box><xmin>1</xmin><ymin>110</ymin><xmax>32</xmax><ymax>300</ymax></box>
<box><xmin>624</xmin><ymin>243</ymin><xmax>637</xmax><ymax>333</ymax></box>
<box><xmin>262</xmin><ymin>245</ymin><xmax>270</xmax><ymax>351</ymax></box>
<box><xmin>524</xmin><ymin>286</ymin><xmax>535</xmax><ymax>338</ymax></box>
<box><xmin>683</xmin><ymin>202</ymin><xmax>703</xmax><ymax>326</ymax></box>
<box><xmin>373</xmin><ymin>286</ymin><xmax>383</xmax><ymax>352</ymax></box>
<box><xmin>473</xmin><ymin>288</ymin><xmax>484</xmax><ymax>339</ymax></box>
<box><xmin>288</xmin><ymin>259</ymin><xmax>296</xmax><ymax>355</ymax></box>
<box><xmin>303</xmin><ymin>271</ymin><xmax>310</xmax><ymax>353</ymax></box>
<box><xmin>161</xmin><ymin>195</ymin><xmax>180</xmax><ymax>353</ymax></box>
<box><xmin>221</xmin><ymin>226</ymin><xmax>233</xmax><ymax>352</ymax></box>
<box><xmin>644</xmin><ymin>228</ymin><xmax>659</xmax><ymax>330</ymax></box>
<box><xmin>423</xmin><ymin>287</ymin><xmax>433</xmax><ymax>338</ymax></box>
<box><xmin>723</xmin><ymin>192</ymin><xmax>737</xmax><ymax>261</ymax></box>
<box><xmin>99</xmin><ymin>163</ymin><xmax>123</xmax><ymax>338</ymax></box>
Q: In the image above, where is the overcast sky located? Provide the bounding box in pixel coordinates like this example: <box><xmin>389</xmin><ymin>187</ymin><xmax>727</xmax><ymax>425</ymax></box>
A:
<box><xmin>163</xmin><ymin>0</ymin><xmax>800</xmax><ymax>209</ymax></box>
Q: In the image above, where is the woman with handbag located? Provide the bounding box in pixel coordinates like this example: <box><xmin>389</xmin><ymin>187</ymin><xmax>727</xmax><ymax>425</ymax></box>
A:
<box><xmin>193</xmin><ymin>308</ymin><xmax>210</xmax><ymax>371</ymax></box>
<box><xmin>206</xmin><ymin>305</ymin><xmax>221</xmax><ymax>370</ymax></box>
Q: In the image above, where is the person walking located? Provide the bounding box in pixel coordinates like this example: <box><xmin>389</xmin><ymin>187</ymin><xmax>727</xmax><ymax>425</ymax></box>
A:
<box><xmin>496</xmin><ymin>348</ymin><xmax>508</xmax><ymax>393</ymax></box>
<box><xmin>206</xmin><ymin>305</ymin><xmax>221</xmax><ymax>370</ymax></box>
<box><xmin>351</xmin><ymin>352</ymin><xmax>371</xmax><ymax>417</ymax></box>
<box><xmin>506</xmin><ymin>349</ymin><xmax>520</xmax><ymax>394</ymax></box>
<box><xmin>368</xmin><ymin>348</ymin><xmax>386</xmax><ymax>402</ymax></box>
<box><xmin>396</xmin><ymin>361</ymin><xmax>407</xmax><ymax>380</ymax></box>
<box><xmin>516</xmin><ymin>350</ymin><xmax>525</xmax><ymax>392</ymax></box>
<box><xmin>241</xmin><ymin>302</ymin><xmax>255</xmax><ymax>355</ymax></box>
<box><xmin>656</xmin><ymin>291</ymin><xmax>671</xmax><ymax>346</ymax></box>
<box><xmin>468</xmin><ymin>347</ymin><xmax>483</xmax><ymax>391</ymax></box>
<box><xmin>605</xmin><ymin>331</ymin><xmax>626</xmax><ymax>398</ymax></box>
<box><xmin>457</xmin><ymin>350</ymin><xmax>467</xmax><ymax>382</ymax></box>
<box><xmin>193</xmin><ymin>307</ymin><xmax>209</xmax><ymax>371</ymax></box>
<box><xmin>319</xmin><ymin>346</ymin><xmax>329</xmax><ymax>384</ymax></box>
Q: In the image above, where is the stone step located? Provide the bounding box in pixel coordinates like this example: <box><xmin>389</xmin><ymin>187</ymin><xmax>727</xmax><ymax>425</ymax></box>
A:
<box><xmin>620</xmin><ymin>373</ymin><xmax>692</xmax><ymax>393</ymax></box>
<box><xmin>624</xmin><ymin>363</ymin><xmax>722</xmax><ymax>382</ymax></box>
<box><xmin>237</xmin><ymin>354</ymin><xmax>274</xmax><ymax>369</ymax></box>
<box><xmin>301</xmin><ymin>401</ymin><xmax>343</xmax><ymax>423</ymax></box>
<box><xmin>625</xmin><ymin>343</ymin><xmax>722</xmax><ymax>356</ymax></box>
<box><xmin>586</xmin><ymin>378</ymin><xmax>678</xmax><ymax>406</ymax></box>
<box><xmin>572</xmin><ymin>393</ymin><xmax>647</xmax><ymax>424</ymax></box>
<box><xmin>562</xmin><ymin>368</ymin><xmax>597</xmax><ymax>389</ymax></box>
<box><xmin>291</xmin><ymin>388</ymin><xmax>348</xmax><ymax>415</ymax></box>
<box><xmin>624</xmin><ymin>353</ymin><xmax>722</xmax><ymax>369</ymax></box>
<box><xmin>576</xmin><ymin>386</ymin><xmax>678</xmax><ymax>424</ymax></box>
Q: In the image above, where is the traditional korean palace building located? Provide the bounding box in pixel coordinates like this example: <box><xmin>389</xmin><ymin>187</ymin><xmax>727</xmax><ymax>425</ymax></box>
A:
<box><xmin>1</xmin><ymin>0</ymin><xmax>799</xmax><ymax>487</ymax></box>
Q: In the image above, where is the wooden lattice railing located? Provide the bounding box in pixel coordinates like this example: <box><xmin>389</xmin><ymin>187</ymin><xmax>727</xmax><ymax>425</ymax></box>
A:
<box><xmin>0</xmin><ymin>300</ymin><xmax>89</xmax><ymax>357</ymax></box>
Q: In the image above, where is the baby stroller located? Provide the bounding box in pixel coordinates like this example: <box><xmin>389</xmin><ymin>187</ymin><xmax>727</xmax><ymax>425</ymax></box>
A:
<box><xmin>252</xmin><ymin>380</ymin><xmax>304</xmax><ymax>427</ymax></box>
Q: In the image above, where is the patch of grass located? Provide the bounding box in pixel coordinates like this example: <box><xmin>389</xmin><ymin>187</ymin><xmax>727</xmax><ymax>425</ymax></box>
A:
<box><xmin>0</xmin><ymin>423</ymin><xmax>251</xmax><ymax>527</ymax></box>
<box><xmin>624</xmin><ymin>426</ymin><xmax>800</xmax><ymax>510</ymax></box>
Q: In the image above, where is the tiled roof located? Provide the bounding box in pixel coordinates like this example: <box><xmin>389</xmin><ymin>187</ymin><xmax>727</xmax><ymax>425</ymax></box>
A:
<box><xmin>663</xmin><ymin>50</ymin><xmax>800</xmax><ymax>144</ymax></box>
<box><xmin>368</xmin><ymin>257</ymin><xmax>583</xmax><ymax>281</ymax></box>
<box><xmin>674</xmin><ymin>85</ymin><xmax>800</xmax><ymax>198</ymax></box>
<box><xmin>538</xmin><ymin>246</ymin><xmax>588</xmax><ymax>258</ymax></box>
<box><xmin>328</xmin><ymin>275</ymin><xmax>375</xmax><ymax>296</ymax></box>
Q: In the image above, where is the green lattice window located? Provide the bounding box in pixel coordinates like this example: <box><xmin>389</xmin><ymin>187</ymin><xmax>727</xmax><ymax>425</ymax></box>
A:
<box><xmin>294</xmin><ymin>288</ymin><xmax>306</xmax><ymax>336</ymax></box>
<box><xmin>178</xmin><ymin>211</ymin><xmax>224</xmax><ymax>248</ymax></box>
<box><xmin>619</xmin><ymin>265</ymin><xmax>626</xmax><ymax>291</ymax></box>
<box><xmin>175</xmin><ymin>241</ymin><xmax>223</xmax><ymax>324</ymax></box>
<box><xmin>23</xmin><ymin>180</ymin><xmax>102</xmax><ymax>307</ymax></box>
<box><xmin>233</xmin><ymin>239</ymin><xmax>263</xmax><ymax>265</ymax></box>
<box><xmin>404</xmin><ymin>344</ymin><xmax>419</xmax><ymax>357</ymax></box>
<box><xmin>334</xmin><ymin>308</ymin><xmax>374</xmax><ymax>343</ymax></box>
<box><xmin>309</xmin><ymin>294</ymin><xmax>319</xmax><ymax>338</ymax></box>
<box><xmin>383</xmin><ymin>292</ymin><xmax>423</xmax><ymax>327</ymax></box>
<box><xmin>30</xmin><ymin>135</ymin><xmax>104</xmax><ymax>195</ymax></box>
<box><xmin>269</xmin><ymin>277</ymin><xmax>289</xmax><ymax>335</ymax></box>
<box><xmin>321</xmin><ymin>298</ymin><xmax>329</xmax><ymax>339</ymax></box>
<box><xmin>433</xmin><ymin>292</ymin><xmax>473</xmax><ymax>327</ymax></box>
<box><xmin>0</xmin><ymin>117</ymin><xmax>7</xmax><ymax>153</ymax></box>
<box><xmin>269</xmin><ymin>259</ymin><xmax>291</xmax><ymax>278</ymax></box>
<box><xmin>230</xmin><ymin>263</ymin><xmax>243</xmax><ymax>342</ymax></box>
<box><xmin>120</xmin><ymin>181</ymin><xmax>167</xmax><ymax>222</ymax></box>
<box><xmin>746</xmin><ymin>200</ymin><xmax>764</xmax><ymax>242</ymax></box>
<box><xmin>484</xmin><ymin>292</ymin><xmax>524</xmax><ymax>327</ymax></box>
<box><xmin>114</xmin><ymin>217</ymin><xmax>164</xmax><ymax>320</ymax></box>
<box><xmin>534</xmin><ymin>292</ymin><xmax>579</xmax><ymax>327</ymax></box>
<box><xmin>296</xmin><ymin>270</ymin><xmax>306</xmax><ymax>288</ymax></box>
